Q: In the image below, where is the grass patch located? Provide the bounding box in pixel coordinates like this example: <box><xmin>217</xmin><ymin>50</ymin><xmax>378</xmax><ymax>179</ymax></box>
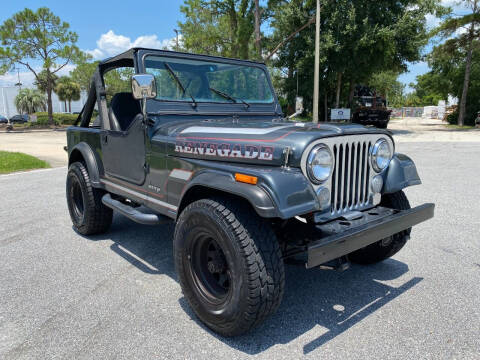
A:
<box><xmin>445</xmin><ymin>124</ymin><xmax>476</xmax><ymax>130</ymax></box>
<box><xmin>0</xmin><ymin>151</ymin><xmax>50</xmax><ymax>174</ymax></box>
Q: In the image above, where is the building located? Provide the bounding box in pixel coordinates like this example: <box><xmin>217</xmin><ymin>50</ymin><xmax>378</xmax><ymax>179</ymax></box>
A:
<box><xmin>0</xmin><ymin>86</ymin><xmax>87</xmax><ymax>119</ymax></box>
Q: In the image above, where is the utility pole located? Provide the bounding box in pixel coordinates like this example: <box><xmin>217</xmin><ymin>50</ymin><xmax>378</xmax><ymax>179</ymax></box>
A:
<box><xmin>312</xmin><ymin>0</ymin><xmax>321</xmax><ymax>123</ymax></box>
<box><xmin>254</xmin><ymin>0</ymin><xmax>262</xmax><ymax>60</ymax></box>
<box><xmin>173</xmin><ymin>29</ymin><xmax>179</xmax><ymax>51</ymax></box>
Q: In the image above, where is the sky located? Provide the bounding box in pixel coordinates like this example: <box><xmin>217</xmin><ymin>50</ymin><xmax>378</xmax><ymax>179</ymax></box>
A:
<box><xmin>0</xmin><ymin>0</ymin><xmax>471</xmax><ymax>92</ymax></box>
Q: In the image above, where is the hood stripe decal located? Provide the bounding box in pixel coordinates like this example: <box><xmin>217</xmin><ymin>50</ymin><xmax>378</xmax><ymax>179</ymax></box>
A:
<box><xmin>180</xmin><ymin>125</ymin><xmax>291</xmax><ymax>135</ymax></box>
<box><xmin>177</xmin><ymin>129</ymin><xmax>298</xmax><ymax>143</ymax></box>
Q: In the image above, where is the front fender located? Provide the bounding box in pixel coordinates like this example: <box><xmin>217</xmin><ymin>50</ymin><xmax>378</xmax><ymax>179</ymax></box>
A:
<box><xmin>177</xmin><ymin>159</ymin><xmax>320</xmax><ymax>219</ymax></box>
<box><xmin>184</xmin><ymin>171</ymin><xmax>277</xmax><ymax>217</ymax></box>
<box><xmin>383</xmin><ymin>153</ymin><xmax>422</xmax><ymax>194</ymax></box>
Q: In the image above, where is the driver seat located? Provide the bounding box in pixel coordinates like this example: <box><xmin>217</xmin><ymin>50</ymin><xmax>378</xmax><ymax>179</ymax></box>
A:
<box><xmin>108</xmin><ymin>92</ymin><xmax>141</xmax><ymax>131</ymax></box>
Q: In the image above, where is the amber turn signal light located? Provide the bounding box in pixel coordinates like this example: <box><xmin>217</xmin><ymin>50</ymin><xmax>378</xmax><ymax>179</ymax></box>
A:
<box><xmin>235</xmin><ymin>173</ymin><xmax>258</xmax><ymax>185</ymax></box>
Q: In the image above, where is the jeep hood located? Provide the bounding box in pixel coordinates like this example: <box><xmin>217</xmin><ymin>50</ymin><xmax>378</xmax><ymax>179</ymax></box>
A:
<box><xmin>154</xmin><ymin>119</ymin><xmax>392</xmax><ymax>167</ymax></box>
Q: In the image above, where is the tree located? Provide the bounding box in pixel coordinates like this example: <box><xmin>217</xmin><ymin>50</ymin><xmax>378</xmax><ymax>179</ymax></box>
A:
<box><xmin>55</xmin><ymin>77</ymin><xmax>81</xmax><ymax>113</ymax></box>
<box><xmin>14</xmin><ymin>88</ymin><xmax>46</xmax><ymax>114</ymax></box>
<box><xmin>179</xmin><ymin>0</ymin><xmax>266</xmax><ymax>59</ymax></box>
<box><xmin>34</xmin><ymin>70</ymin><xmax>59</xmax><ymax>93</ymax></box>
<box><xmin>0</xmin><ymin>7</ymin><xmax>82</xmax><ymax>124</ymax></box>
<box><xmin>268</xmin><ymin>0</ymin><xmax>447</xmax><ymax>117</ymax></box>
<box><xmin>418</xmin><ymin>39</ymin><xmax>480</xmax><ymax>125</ymax></box>
<box><xmin>368</xmin><ymin>71</ymin><xmax>406</xmax><ymax>108</ymax></box>
<box><xmin>433</xmin><ymin>0</ymin><xmax>480</xmax><ymax>126</ymax></box>
<box><xmin>104</xmin><ymin>67</ymin><xmax>134</xmax><ymax>102</ymax></box>
<box><xmin>70</xmin><ymin>60</ymin><xmax>98</xmax><ymax>92</ymax></box>
<box><xmin>409</xmin><ymin>71</ymin><xmax>449</xmax><ymax>106</ymax></box>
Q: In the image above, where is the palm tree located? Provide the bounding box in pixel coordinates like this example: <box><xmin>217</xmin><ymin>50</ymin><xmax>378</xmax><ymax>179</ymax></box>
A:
<box><xmin>14</xmin><ymin>88</ymin><xmax>46</xmax><ymax>114</ymax></box>
<box><xmin>55</xmin><ymin>77</ymin><xmax>81</xmax><ymax>113</ymax></box>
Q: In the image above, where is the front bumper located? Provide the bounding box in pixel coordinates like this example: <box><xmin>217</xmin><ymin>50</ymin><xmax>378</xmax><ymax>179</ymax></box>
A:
<box><xmin>306</xmin><ymin>203</ymin><xmax>435</xmax><ymax>268</ymax></box>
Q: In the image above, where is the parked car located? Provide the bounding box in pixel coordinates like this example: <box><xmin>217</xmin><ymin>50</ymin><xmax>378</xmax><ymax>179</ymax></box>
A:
<box><xmin>0</xmin><ymin>115</ymin><xmax>8</xmax><ymax>123</ymax></box>
<box><xmin>66</xmin><ymin>48</ymin><xmax>435</xmax><ymax>336</ymax></box>
<box><xmin>9</xmin><ymin>114</ymin><xmax>30</xmax><ymax>123</ymax></box>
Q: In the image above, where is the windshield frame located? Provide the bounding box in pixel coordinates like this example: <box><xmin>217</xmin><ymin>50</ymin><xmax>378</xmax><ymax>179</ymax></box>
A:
<box><xmin>138</xmin><ymin>50</ymin><xmax>278</xmax><ymax>113</ymax></box>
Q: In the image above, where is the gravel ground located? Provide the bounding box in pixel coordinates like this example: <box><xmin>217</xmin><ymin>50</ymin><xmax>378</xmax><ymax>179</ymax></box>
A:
<box><xmin>0</xmin><ymin>142</ymin><xmax>479</xmax><ymax>360</ymax></box>
<box><xmin>389</xmin><ymin>117</ymin><xmax>480</xmax><ymax>142</ymax></box>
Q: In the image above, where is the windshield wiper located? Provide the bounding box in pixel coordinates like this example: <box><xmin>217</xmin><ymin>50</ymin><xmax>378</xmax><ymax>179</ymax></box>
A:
<box><xmin>164</xmin><ymin>62</ymin><xmax>197</xmax><ymax>108</ymax></box>
<box><xmin>209</xmin><ymin>87</ymin><xmax>250</xmax><ymax>109</ymax></box>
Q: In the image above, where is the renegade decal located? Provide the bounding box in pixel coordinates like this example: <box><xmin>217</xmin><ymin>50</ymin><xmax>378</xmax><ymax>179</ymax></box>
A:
<box><xmin>175</xmin><ymin>142</ymin><xmax>274</xmax><ymax>161</ymax></box>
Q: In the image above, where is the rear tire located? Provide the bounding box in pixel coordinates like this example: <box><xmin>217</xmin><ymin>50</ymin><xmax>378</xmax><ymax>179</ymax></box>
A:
<box><xmin>66</xmin><ymin>161</ymin><xmax>112</xmax><ymax>235</ymax></box>
<box><xmin>349</xmin><ymin>190</ymin><xmax>411</xmax><ymax>264</ymax></box>
<box><xmin>174</xmin><ymin>198</ymin><xmax>285</xmax><ymax>336</ymax></box>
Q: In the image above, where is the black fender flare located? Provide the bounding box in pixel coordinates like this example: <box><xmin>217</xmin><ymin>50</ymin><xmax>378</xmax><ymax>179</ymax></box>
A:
<box><xmin>180</xmin><ymin>170</ymin><xmax>277</xmax><ymax>218</ymax></box>
<box><xmin>383</xmin><ymin>153</ymin><xmax>421</xmax><ymax>194</ymax></box>
<box><xmin>178</xmin><ymin>167</ymin><xmax>320</xmax><ymax>219</ymax></box>
<box><xmin>68</xmin><ymin>142</ymin><xmax>103</xmax><ymax>187</ymax></box>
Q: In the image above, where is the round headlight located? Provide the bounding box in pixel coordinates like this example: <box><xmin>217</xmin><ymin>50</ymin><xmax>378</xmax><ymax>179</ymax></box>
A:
<box><xmin>307</xmin><ymin>145</ymin><xmax>334</xmax><ymax>183</ymax></box>
<box><xmin>371</xmin><ymin>139</ymin><xmax>392</xmax><ymax>172</ymax></box>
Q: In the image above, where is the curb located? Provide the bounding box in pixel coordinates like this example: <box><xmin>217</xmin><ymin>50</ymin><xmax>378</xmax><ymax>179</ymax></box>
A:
<box><xmin>0</xmin><ymin>128</ymin><xmax>67</xmax><ymax>134</ymax></box>
<box><xmin>0</xmin><ymin>166</ymin><xmax>67</xmax><ymax>177</ymax></box>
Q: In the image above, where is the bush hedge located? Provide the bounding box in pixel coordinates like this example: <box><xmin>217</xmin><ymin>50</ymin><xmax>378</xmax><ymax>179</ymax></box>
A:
<box><xmin>33</xmin><ymin>112</ymin><xmax>78</xmax><ymax>126</ymax></box>
<box><xmin>446</xmin><ymin>110</ymin><xmax>477</xmax><ymax>127</ymax></box>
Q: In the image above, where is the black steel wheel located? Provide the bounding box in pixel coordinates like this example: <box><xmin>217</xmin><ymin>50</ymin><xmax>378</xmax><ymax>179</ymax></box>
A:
<box><xmin>349</xmin><ymin>190</ymin><xmax>411</xmax><ymax>264</ymax></box>
<box><xmin>66</xmin><ymin>162</ymin><xmax>112</xmax><ymax>235</ymax></box>
<box><xmin>174</xmin><ymin>198</ymin><xmax>284</xmax><ymax>336</ymax></box>
<box><xmin>189</xmin><ymin>234</ymin><xmax>231</xmax><ymax>304</ymax></box>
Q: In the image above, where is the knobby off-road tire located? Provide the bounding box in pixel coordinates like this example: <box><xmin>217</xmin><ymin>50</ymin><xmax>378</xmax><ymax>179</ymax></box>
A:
<box><xmin>349</xmin><ymin>190</ymin><xmax>411</xmax><ymax>265</ymax></box>
<box><xmin>66</xmin><ymin>161</ymin><xmax>112</xmax><ymax>235</ymax></box>
<box><xmin>174</xmin><ymin>198</ymin><xmax>285</xmax><ymax>336</ymax></box>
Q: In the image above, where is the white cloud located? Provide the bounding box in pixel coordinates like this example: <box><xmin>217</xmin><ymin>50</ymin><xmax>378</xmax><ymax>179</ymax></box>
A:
<box><xmin>0</xmin><ymin>63</ymin><xmax>76</xmax><ymax>87</ymax></box>
<box><xmin>0</xmin><ymin>70</ymin><xmax>36</xmax><ymax>87</ymax></box>
<box><xmin>86</xmin><ymin>30</ymin><xmax>179</xmax><ymax>60</ymax></box>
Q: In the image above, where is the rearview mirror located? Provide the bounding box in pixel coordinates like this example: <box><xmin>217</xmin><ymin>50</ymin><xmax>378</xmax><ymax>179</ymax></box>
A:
<box><xmin>131</xmin><ymin>74</ymin><xmax>157</xmax><ymax>100</ymax></box>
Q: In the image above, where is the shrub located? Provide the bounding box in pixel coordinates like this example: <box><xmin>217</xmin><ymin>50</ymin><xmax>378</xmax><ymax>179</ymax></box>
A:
<box><xmin>446</xmin><ymin>111</ymin><xmax>458</xmax><ymax>125</ymax></box>
<box><xmin>447</xmin><ymin>109</ymin><xmax>477</xmax><ymax>126</ymax></box>
<box><xmin>33</xmin><ymin>112</ymin><xmax>78</xmax><ymax>126</ymax></box>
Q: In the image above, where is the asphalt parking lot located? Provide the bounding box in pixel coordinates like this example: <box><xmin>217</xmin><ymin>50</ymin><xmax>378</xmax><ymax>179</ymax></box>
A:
<box><xmin>1</xmin><ymin>140</ymin><xmax>479</xmax><ymax>359</ymax></box>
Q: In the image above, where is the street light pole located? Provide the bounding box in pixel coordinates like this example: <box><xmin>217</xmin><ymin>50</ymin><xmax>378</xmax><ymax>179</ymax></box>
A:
<box><xmin>14</xmin><ymin>67</ymin><xmax>22</xmax><ymax>90</ymax></box>
<box><xmin>312</xmin><ymin>0</ymin><xmax>321</xmax><ymax>123</ymax></box>
<box><xmin>173</xmin><ymin>29</ymin><xmax>179</xmax><ymax>51</ymax></box>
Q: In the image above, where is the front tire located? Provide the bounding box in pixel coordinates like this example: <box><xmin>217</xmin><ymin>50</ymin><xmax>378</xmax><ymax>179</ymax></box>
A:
<box><xmin>66</xmin><ymin>162</ymin><xmax>113</xmax><ymax>235</ymax></box>
<box><xmin>349</xmin><ymin>190</ymin><xmax>411</xmax><ymax>264</ymax></box>
<box><xmin>174</xmin><ymin>198</ymin><xmax>285</xmax><ymax>336</ymax></box>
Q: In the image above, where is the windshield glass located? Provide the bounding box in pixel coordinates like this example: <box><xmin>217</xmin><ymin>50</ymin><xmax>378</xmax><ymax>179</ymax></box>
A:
<box><xmin>144</xmin><ymin>55</ymin><xmax>274</xmax><ymax>104</ymax></box>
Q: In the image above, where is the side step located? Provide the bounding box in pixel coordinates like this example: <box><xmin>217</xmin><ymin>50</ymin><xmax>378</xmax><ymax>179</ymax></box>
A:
<box><xmin>102</xmin><ymin>194</ymin><xmax>167</xmax><ymax>225</ymax></box>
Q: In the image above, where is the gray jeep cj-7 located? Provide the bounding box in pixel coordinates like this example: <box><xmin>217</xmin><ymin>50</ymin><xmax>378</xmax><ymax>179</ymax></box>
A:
<box><xmin>66</xmin><ymin>48</ymin><xmax>434</xmax><ymax>336</ymax></box>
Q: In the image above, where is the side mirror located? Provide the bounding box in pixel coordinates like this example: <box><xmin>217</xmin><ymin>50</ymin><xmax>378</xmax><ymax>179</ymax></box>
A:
<box><xmin>131</xmin><ymin>74</ymin><xmax>157</xmax><ymax>100</ymax></box>
<box><xmin>131</xmin><ymin>74</ymin><xmax>156</xmax><ymax>123</ymax></box>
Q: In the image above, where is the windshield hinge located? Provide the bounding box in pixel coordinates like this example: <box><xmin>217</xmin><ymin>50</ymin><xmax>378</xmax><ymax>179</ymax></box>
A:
<box><xmin>283</xmin><ymin>146</ymin><xmax>292</xmax><ymax>168</ymax></box>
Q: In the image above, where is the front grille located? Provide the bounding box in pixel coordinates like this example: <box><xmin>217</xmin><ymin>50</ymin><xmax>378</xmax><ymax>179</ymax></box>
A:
<box><xmin>331</xmin><ymin>140</ymin><xmax>373</xmax><ymax>215</ymax></box>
